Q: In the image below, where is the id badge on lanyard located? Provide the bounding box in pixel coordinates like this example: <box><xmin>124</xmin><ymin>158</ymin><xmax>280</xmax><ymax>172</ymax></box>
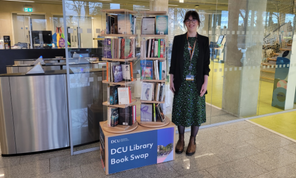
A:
<box><xmin>186</xmin><ymin>33</ymin><xmax>197</xmax><ymax>81</ymax></box>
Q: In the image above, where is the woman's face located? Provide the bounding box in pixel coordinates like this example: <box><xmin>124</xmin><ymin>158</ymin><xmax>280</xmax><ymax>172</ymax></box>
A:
<box><xmin>185</xmin><ymin>16</ymin><xmax>199</xmax><ymax>33</ymax></box>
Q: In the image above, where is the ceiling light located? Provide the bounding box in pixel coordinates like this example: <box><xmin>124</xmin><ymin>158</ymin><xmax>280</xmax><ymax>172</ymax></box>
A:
<box><xmin>179</xmin><ymin>0</ymin><xmax>184</xmax><ymax>3</ymax></box>
<box><xmin>5</xmin><ymin>0</ymin><xmax>34</xmax><ymax>2</ymax></box>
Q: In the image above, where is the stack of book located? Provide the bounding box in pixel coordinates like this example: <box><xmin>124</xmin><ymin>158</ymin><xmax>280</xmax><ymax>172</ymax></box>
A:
<box><xmin>106</xmin><ymin>14</ymin><xmax>136</xmax><ymax>35</ymax></box>
<box><xmin>141</xmin><ymin>38</ymin><xmax>166</xmax><ymax>58</ymax></box>
<box><xmin>140</xmin><ymin>60</ymin><xmax>166</xmax><ymax>80</ymax></box>
<box><xmin>141</xmin><ymin>15</ymin><xmax>168</xmax><ymax>35</ymax></box>
<box><xmin>103</xmin><ymin>38</ymin><xmax>136</xmax><ymax>59</ymax></box>
<box><xmin>140</xmin><ymin>103</ymin><xmax>165</xmax><ymax>122</ymax></box>
<box><xmin>107</xmin><ymin>86</ymin><xmax>133</xmax><ymax>105</ymax></box>
<box><xmin>107</xmin><ymin>106</ymin><xmax>136</xmax><ymax>127</ymax></box>
<box><xmin>106</xmin><ymin>62</ymin><xmax>134</xmax><ymax>82</ymax></box>
<box><xmin>141</xmin><ymin>82</ymin><xmax>165</xmax><ymax>102</ymax></box>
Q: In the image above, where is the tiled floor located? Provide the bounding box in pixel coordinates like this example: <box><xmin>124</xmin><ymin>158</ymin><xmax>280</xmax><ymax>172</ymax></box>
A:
<box><xmin>1</xmin><ymin>120</ymin><xmax>296</xmax><ymax>178</ymax></box>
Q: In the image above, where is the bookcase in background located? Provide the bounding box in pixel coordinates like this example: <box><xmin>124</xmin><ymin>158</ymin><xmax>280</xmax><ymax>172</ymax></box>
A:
<box><xmin>100</xmin><ymin>9</ymin><xmax>138</xmax><ymax>133</ymax></box>
<box><xmin>139</xmin><ymin>11</ymin><xmax>170</xmax><ymax>128</ymax></box>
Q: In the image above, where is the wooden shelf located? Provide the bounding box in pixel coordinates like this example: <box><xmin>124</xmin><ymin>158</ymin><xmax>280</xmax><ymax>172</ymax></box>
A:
<box><xmin>141</xmin><ymin>80</ymin><xmax>165</xmax><ymax>83</ymax></box>
<box><xmin>138</xmin><ymin>116</ymin><xmax>170</xmax><ymax>128</ymax></box>
<box><xmin>101</xmin><ymin>34</ymin><xmax>137</xmax><ymax>38</ymax></box>
<box><xmin>260</xmin><ymin>76</ymin><xmax>274</xmax><ymax>81</ymax></box>
<box><xmin>140</xmin><ymin>58</ymin><xmax>166</xmax><ymax>61</ymax></box>
<box><xmin>141</xmin><ymin>35</ymin><xmax>166</xmax><ymax>38</ymax></box>
<box><xmin>280</xmin><ymin>48</ymin><xmax>291</xmax><ymax>51</ymax></box>
<box><xmin>274</xmin><ymin>53</ymin><xmax>280</xmax><ymax>56</ymax></box>
<box><xmin>102</xmin><ymin>9</ymin><xmax>136</xmax><ymax>14</ymax></box>
<box><xmin>103</xmin><ymin>99</ymin><xmax>137</xmax><ymax>108</ymax></box>
<box><xmin>102</xmin><ymin>58</ymin><xmax>137</xmax><ymax>62</ymax></box>
<box><xmin>102</xmin><ymin>80</ymin><xmax>135</xmax><ymax>86</ymax></box>
<box><xmin>101</xmin><ymin>121</ymin><xmax>138</xmax><ymax>134</ymax></box>
<box><xmin>287</xmin><ymin>44</ymin><xmax>292</xmax><ymax>46</ymax></box>
<box><xmin>138</xmin><ymin>11</ymin><xmax>167</xmax><ymax>15</ymax></box>
<box><xmin>140</xmin><ymin>100</ymin><xmax>165</xmax><ymax>104</ymax></box>
<box><xmin>261</xmin><ymin>62</ymin><xmax>275</xmax><ymax>67</ymax></box>
<box><xmin>260</xmin><ymin>69</ymin><xmax>275</xmax><ymax>74</ymax></box>
<box><xmin>267</xmin><ymin>57</ymin><xmax>277</xmax><ymax>62</ymax></box>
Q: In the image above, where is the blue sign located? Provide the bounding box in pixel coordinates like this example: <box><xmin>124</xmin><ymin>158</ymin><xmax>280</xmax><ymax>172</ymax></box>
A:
<box><xmin>108</xmin><ymin>127</ymin><xmax>174</xmax><ymax>174</ymax></box>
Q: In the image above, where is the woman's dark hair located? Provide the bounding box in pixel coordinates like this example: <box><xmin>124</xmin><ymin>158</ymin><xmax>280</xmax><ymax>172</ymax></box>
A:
<box><xmin>183</xmin><ymin>10</ymin><xmax>200</xmax><ymax>27</ymax></box>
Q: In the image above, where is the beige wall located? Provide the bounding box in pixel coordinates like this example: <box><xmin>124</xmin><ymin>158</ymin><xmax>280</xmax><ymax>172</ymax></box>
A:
<box><xmin>0</xmin><ymin>2</ymin><xmax>63</xmax><ymax>43</ymax></box>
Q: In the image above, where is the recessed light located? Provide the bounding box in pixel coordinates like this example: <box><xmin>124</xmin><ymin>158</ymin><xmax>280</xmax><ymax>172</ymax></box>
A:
<box><xmin>179</xmin><ymin>0</ymin><xmax>184</xmax><ymax>3</ymax></box>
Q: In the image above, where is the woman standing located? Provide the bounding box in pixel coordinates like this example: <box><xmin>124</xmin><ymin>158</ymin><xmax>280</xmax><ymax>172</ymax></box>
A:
<box><xmin>169</xmin><ymin>10</ymin><xmax>210</xmax><ymax>156</ymax></box>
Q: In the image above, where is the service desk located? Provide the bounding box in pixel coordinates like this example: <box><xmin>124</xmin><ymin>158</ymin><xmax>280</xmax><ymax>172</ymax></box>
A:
<box><xmin>99</xmin><ymin>121</ymin><xmax>175</xmax><ymax>175</ymax></box>
<box><xmin>0</xmin><ymin>68</ymin><xmax>105</xmax><ymax>155</ymax></box>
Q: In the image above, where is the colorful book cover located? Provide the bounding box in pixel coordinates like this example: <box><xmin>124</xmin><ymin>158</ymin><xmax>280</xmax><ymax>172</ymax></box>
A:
<box><xmin>140</xmin><ymin>104</ymin><xmax>152</xmax><ymax>122</ymax></box>
<box><xmin>118</xmin><ymin>14</ymin><xmax>132</xmax><ymax>34</ymax></box>
<box><xmin>121</xmin><ymin>64</ymin><xmax>131</xmax><ymax>80</ymax></box>
<box><xmin>153</xmin><ymin>103</ymin><xmax>156</xmax><ymax>122</ymax></box>
<box><xmin>120</xmin><ymin>38</ymin><xmax>125</xmax><ymax>59</ymax></box>
<box><xmin>140</xmin><ymin>60</ymin><xmax>153</xmax><ymax>80</ymax></box>
<box><xmin>109</xmin><ymin>85</ymin><xmax>118</xmax><ymax>105</ymax></box>
<box><xmin>112</xmin><ymin>65</ymin><xmax>123</xmax><ymax>83</ymax></box>
<box><xmin>111</xmin><ymin>108</ymin><xmax>119</xmax><ymax>127</ymax></box>
<box><xmin>156</xmin><ymin>15</ymin><xmax>168</xmax><ymax>35</ymax></box>
<box><xmin>119</xmin><ymin>107</ymin><xmax>130</xmax><ymax>126</ymax></box>
<box><xmin>142</xmin><ymin>17</ymin><xmax>155</xmax><ymax>35</ymax></box>
<box><xmin>141</xmin><ymin>82</ymin><xmax>154</xmax><ymax>101</ymax></box>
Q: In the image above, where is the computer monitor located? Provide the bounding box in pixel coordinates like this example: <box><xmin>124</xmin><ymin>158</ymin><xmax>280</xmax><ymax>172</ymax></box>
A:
<box><xmin>42</xmin><ymin>31</ymin><xmax>52</xmax><ymax>44</ymax></box>
<box><xmin>217</xmin><ymin>35</ymin><xmax>224</xmax><ymax>45</ymax></box>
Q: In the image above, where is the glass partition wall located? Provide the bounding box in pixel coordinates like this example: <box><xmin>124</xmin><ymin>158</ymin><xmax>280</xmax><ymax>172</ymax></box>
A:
<box><xmin>63</xmin><ymin>0</ymin><xmax>105</xmax><ymax>155</ymax></box>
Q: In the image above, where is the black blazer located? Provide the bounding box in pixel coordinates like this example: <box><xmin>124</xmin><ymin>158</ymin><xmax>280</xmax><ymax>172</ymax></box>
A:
<box><xmin>169</xmin><ymin>33</ymin><xmax>210</xmax><ymax>95</ymax></box>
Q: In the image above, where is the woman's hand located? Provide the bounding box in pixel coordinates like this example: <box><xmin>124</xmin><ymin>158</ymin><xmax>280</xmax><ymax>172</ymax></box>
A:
<box><xmin>200</xmin><ymin>83</ymin><xmax>207</xmax><ymax>96</ymax></box>
<box><xmin>170</xmin><ymin>74</ymin><xmax>175</xmax><ymax>93</ymax></box>
<box><xmin>200</xmin><ymin>75</ymin><xmax>209</xmax><ymax>97</ymax></box>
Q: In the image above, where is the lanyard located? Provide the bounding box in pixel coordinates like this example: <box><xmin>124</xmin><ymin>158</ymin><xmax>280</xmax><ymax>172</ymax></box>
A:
<box><xmin>187</xmin><ymin>33</ymin><xmax>198</xmax><ymax>71</ymax></box>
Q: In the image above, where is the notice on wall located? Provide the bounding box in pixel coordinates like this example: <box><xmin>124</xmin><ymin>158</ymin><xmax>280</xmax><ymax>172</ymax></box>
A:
<box><xmin>78</xmin><ymin>28</ymin><xmax>83</xmax><ymax>34</ymax></box>
<box><xmin>68</xmin><ymin>28</ymin><xmax>74</xmax><ymax>34</ymax></box>
<box><xmin>107</xmin><ymin>127</ymin><xmax>174</xmax><ymax>174</ymax></box>
<box><xmin>87</xmin><ymin>28</ymin><xmax>92</xmax><ymax>34</ymax></box>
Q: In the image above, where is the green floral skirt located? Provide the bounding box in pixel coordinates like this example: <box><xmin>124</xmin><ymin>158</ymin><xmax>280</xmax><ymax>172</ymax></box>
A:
<box><xmin>172</xmin><ymin>81</ymin><xmax>206</xmax><ymax>127</ymax></box>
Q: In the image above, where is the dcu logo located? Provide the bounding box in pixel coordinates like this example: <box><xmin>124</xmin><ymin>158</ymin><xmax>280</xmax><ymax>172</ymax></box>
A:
<box><xmin>111</xmin><ymin>138</ymin><xmax>129</xmax><ymax>144</ymax></box>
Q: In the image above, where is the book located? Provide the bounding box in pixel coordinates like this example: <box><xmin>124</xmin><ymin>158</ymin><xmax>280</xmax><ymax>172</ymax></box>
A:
<box><xmin>141</xmin><ymin>82</ymin><xmax>154</xmax><ymax>101</ymax></box>
<box><xmin>110</xmin><ymin>62</ymin><xmax>120</xmax><ymax>82</ymax></box>
<box><xmin>119</xmin><ymin>107</ymin><xmax>131</xmax><ymax>126</ymax></box>
<box><xmin>151</xmin><ymin>39</ymin><xmax>155</xmax><ymax>58</ymax></box>
<box><xmin>109</xmin><ymin>85</ymin><xmax>119</xmax><ymax>105</ymax></box>
<box><xmin>112</xmin><ymin>65</ymin><xmax>123</xmax><ymax>83</ymax></box>
<box><xmin>118</xmin><ymin>14</ymin><xmax>132</xmax><ymax>34</ymax></box>
<box><xmin>121</xmin><ymin>64</ymin><xmax>131</xmax><ymax>80</ymax></box>
<box><xmin>140</xmin><ymin>60</ymin><xmax>153</xmax><ymax>80</ymax></box>
<box><xmin>142</xmin><ymin>17</ymin><xmax>155</xmax><ymax>35</ymax></box>
<box><xmin>120</xmin><ymin>38</ymin><xmax>125</xmax><ymax>59</ymax></box>
<box><xmin>159</xmin><ymin>61</ymin><xmax>162</xmax><ymax>80</ymax></box>
<box><xmin>160</xmin><ymin>39</ymin><xmax>165</xmax><ymax>58</ymax></box>
<box><xmin>153</xmin><ymin>103</ymin><xmax>156</xmax><ymax>122</ymax></box>
<box><xmin>118</xmin><ymin>87</ymin><xmax>131</xmax><ymax>105</ymax></box>
<box><xmin>155</xmin><ymin>83</ymin><xmax>160</xmax><ymax>101</ymax></box>
<box><xmin>155</xmin><ymin>15</ymin><xmax>168</xmax><ymax>35</ymax></box>
<box><xmin>154</xmin><ymin>60</ymin><xmax>159</xmax><ymax>80</ymax></box>
<box><xmin>110</xmin><ymin>108</ymin><xmax>119</xmax><ymax>127</ymax></box>
<box><xmin>161</xmin><ymin>61</ymin><xmax>166</xmax><ymax>80</ymax></box>
<box><xmin>103</xmin><ymin>38</ymin><xmax>112</xmax><ymax>58</ymax></box>
<box><xmin>130</xmin><ymin>62</ymin><xmax>134</xmax><ymax>81</ymax></box>
<box><xmin>147</xmin><ymin>39</ymin><xmax>151</xmax><ymax>58</ymax></box>
<box><xmin>159</xmin><ymin>83</ymin><xmax>165</xmax><ymax>101</ymax></box>
<box><xmin>140</xmin><ymin>104</ymin><xmax>152</xmax><ymax>122</ymax></box>
<box><xmin>154</xmin><ymin>40</ymin><xmax>158</xmax><ymax>57</ymax></box>
<box><xmin>156</xmin><ymin>104</ymin><xmax>165</xmax><ymax>122</ymax></box>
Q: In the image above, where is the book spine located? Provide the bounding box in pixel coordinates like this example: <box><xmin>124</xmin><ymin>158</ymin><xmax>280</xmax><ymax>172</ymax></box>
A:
<box><xmin>159</xmin><ymin>61</ymin><xmax>162</xmax><ymax>80</ymax></box>
<box><xmin>160</xmin><ymin>39</ymin><xmax>164</xmax><ymax>58</ymax></box>
<box><xmin>107</xmin><ymin>86</ymin><xmax>110</xmax><ymax>103</ymax></box>
<box><xmin>130</xmin><ymin>62</ymin><xmax>133</xmax><ymax>81</ymax></box>
<box><xmin>129</xmin><ymin>87</ymin><xmax>132</xmax><ymax>103</ymax></box>
<box><xmin>153</xmin><ymin>103</ymin><xmax>156</xmax><ymax>122</ymax></box>
<box><xmin>158</xmin><ymin>39</ymin><xmax>160</xmax><ymax>58</ymax></box>
<box><xmin>134</xmin><ymin>105</ymin><xmax>136</xmax><ymax>124</ymax></box>
<box><xmin>106</xmin><ymin>62</ymin><xmax>109</xmax><ymax>81</ymax></box>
